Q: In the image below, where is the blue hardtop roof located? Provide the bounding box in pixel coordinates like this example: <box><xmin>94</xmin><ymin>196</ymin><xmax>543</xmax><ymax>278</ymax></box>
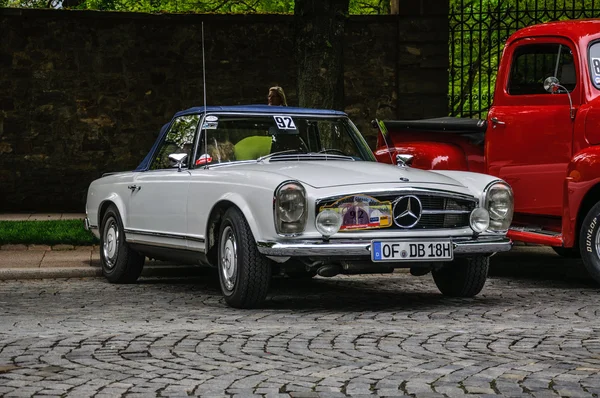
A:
<box><xmin>174</xmin><ymin>105</ymin><xmax>347</xmax><ymax>118</ymax></box>
<box><xmin>134</xmin><ymin>105</ymin><xmax>348</xmax><ymax>172</ymax></box>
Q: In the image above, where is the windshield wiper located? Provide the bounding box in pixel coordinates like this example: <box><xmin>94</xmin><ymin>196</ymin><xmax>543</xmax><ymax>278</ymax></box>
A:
<box><xmin>257</xmin><ymin>149</ymin><xmax>306</xmax><ymax>162</ymax></box>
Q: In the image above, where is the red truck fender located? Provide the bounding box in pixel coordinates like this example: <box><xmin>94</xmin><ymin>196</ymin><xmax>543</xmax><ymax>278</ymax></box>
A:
<box><xmin>563</xmin><ymin>148</ymin><xmax>600</xmax><ymax>248</ymax></box>
<box><xmin>373</xmin><ymin>118</ymin><xmax>485</xmax><ymax>172</ymax></box>
<box><xmin>374</xmin><ymin>142</ymin><xmax>471</xmax><ymax>171</ymax></box>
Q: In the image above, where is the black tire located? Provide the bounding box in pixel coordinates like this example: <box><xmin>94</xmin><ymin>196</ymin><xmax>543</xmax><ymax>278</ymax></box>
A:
<box><xmin>579</xmin><ymin>201</ymin><xmax>600</xmax><ymax>284</ymax></box>
<box><xmin>218</xmin><ymin>207</ymin><xmax>271</xmax><ymax>308</ymax></box>
<box><xmin>432</xmin><ymin>256</ymin><xmax>489</xmax><ymax>297</ymax></box>
<box><xmin>552</xmin><ymin>246</ymin><xmax>581</xmax><ymax>258</ymax></box>
<box><xmin>100</xmin><ymin>205</ymin><xmax>145</xmax><ymax>283</ymax></box>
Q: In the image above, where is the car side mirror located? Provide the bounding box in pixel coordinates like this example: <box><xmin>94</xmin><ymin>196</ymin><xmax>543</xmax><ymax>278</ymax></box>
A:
<box><xmin>543</xmin><ymin>76</ymin><xmax>575</xmax><ymax>120</ymax></box>
<box><xmin>168</xmin><ymin>153</ymin><xmax>188</xmax><ymax>172</ymax></box>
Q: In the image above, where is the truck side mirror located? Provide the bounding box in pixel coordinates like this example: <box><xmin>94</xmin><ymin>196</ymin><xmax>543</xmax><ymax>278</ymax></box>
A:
<box><xmin>543</xmin><ymin>76</ymin><xmax>560</xmax><ymax>93</ymax></box>
<box><xmin>543</xmin><ymin>76</ymin><xmax>575</xmax><ymax>120</ymax></box>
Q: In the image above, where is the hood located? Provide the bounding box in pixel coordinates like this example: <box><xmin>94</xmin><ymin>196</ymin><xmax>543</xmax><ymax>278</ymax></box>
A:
<box><xmin>218</xmin><ymin>160</ymin><xmax>465</xmax><ymax>189</ymax></box>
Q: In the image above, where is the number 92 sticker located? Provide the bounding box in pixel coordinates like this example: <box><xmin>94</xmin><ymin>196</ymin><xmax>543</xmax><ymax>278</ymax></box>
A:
<box><xmin>273</xmin><ymin>116</ymin><xmax>297</xmax><ymax>130</ymax></box>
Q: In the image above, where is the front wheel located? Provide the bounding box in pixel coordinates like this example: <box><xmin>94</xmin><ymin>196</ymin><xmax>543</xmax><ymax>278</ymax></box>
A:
<box><xmin>100</xmin><ymin>205</ymin><xmax>145</xmax><ymax>283</ymax></box>
<box><xmin>218</xmin><ymin>207</ymin><xmax>271</xmax><ymax>308</ymax></box>
<box><xmin>578</xmin><ymin>202</ymin><xmax>600</xmax><ymax>284</ymax></box>
<box><xmin>432</xmin><ymin>256</ymin><xmax>489</xmax><ymax>297</ymax></box>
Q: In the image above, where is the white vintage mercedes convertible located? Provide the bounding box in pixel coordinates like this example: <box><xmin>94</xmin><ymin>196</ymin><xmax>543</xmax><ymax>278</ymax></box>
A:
<box><xmin>85</xmin><ymin>105</ymin><xmax>513</xmax><ymax>308</ymax></box>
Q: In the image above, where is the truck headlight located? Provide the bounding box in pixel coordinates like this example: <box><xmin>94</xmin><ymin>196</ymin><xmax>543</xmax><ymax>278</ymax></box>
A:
<box><xmin>274</xmin><ymin>181</ymin><xmax>307</xmax><ymax>235</ymax></box>
<box><xmin>485</xmin><ymin>182</ymin><xmax>514</xmax><ymax>231</ymax></box>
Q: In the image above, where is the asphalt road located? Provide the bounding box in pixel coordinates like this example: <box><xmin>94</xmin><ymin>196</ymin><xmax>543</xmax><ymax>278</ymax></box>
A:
<box><xmin>0</xmin><ymin>246</ymin><xmax>599</xmax><ymax>397</ymax></box>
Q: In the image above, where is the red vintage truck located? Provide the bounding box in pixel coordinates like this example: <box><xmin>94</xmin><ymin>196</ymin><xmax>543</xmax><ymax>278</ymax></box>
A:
<box><xmin>374</xmin><ymin>20</ymin><xmax>600</xmax><ymax>283</ymax></box>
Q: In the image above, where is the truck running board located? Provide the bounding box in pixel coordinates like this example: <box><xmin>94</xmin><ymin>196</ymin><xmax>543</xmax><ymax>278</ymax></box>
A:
<box><xmin>507</xmin><ymin>228</ymin><xmax>563</xmax><ymax>246</ymax></box>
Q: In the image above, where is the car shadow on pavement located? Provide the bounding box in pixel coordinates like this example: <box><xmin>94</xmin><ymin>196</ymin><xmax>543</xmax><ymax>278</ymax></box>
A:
<box><xmin>490</xmin><ymin>248</ymin><xmax>596</xmax><ymax>288</ymax></box>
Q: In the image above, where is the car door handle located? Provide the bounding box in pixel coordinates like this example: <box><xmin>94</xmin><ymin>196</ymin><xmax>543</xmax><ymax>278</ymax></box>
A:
<box><xmin>128</xmin><ymin>185</ymin><xmax>141</xmax><ymax>192</ymax></box>
<box><xmin>491</xmin><ymin>117</ymin><xmax>506</xmax><ymax>127</ymax></box>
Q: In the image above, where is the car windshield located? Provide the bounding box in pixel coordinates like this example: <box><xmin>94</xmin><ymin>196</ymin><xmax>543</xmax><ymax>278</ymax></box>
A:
<box><xmin>193</xmin><ymin>114</ymin><xmax>375</xmax><ymax>166</ymax></box>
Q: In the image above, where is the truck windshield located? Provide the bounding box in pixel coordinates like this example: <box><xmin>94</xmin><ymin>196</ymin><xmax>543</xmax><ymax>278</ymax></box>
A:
<box><xmin>589</xmin><ymin>42</ymin><xmax>600</xmax><ymax>90</ymax></box>
<box><xmin>194</xmin><ymin>114</ymin><xmax>376</xmax><ymax>166</ymax></box>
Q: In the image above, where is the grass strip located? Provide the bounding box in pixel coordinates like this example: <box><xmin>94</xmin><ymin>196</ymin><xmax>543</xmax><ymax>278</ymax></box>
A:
<box><xmin>0</xmin><ymin>219</ymin><xmax>99</xmax><ymax>246</ymax></box>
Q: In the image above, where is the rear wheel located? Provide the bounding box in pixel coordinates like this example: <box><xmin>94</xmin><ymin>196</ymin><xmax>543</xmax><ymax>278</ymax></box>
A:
<box><xmin>100</xmin><ymin>205</ymin><xmax>145</xmax><ymax>283</ymax></box>
<box><xmin>432</xmin><ymin>256</ymin><xmax>489</xmax><ymax>297</ymax></box>
<box><xmin>218</xmin><ymin>207</ymin><xmax>271</xmax><ymax>308</ymax></box>
<box><xmin>578</xmin><ymin>202</ymin><xmax>600</xmax><ymax>284</ymax></box>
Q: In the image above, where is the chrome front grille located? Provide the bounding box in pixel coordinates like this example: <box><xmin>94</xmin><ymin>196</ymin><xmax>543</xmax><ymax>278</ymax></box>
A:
<box><xmin>316</xmin><ymin>191</ymin><xmax>477</xmax><ymax>230</ymax></box>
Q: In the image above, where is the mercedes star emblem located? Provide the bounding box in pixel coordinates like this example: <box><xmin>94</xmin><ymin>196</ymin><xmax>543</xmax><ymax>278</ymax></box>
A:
<box><xmin>392</xmin><ymin>195</ymin><xmax>422</xmax><ymax>228</ymax></box>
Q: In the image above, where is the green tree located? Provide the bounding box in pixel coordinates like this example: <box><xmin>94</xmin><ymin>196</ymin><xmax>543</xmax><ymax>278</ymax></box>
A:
<box><xmin>295</xmin><ymin>0</ymin><xmax>349</xmax><ymax>110</ymax></box>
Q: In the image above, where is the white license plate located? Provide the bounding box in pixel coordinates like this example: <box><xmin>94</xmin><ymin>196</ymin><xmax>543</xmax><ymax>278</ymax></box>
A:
<box><xmin>371</xmin><ymin>240</ymin><xmax>453</xmax><ymax>262</ymax></box>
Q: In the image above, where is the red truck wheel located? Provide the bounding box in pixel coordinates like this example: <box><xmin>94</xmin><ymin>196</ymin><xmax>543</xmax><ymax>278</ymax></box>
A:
<box><xmin>579</xmin><ymin>202</ymin><xmax>600</xmax><ymax>284</ymax></box>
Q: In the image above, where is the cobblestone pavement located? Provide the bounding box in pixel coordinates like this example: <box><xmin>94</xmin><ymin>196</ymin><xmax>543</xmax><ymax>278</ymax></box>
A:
<box><xmin>1</xmin><ymin>248</ymin><xmax>599</xmax><ymax>397</ymax></box>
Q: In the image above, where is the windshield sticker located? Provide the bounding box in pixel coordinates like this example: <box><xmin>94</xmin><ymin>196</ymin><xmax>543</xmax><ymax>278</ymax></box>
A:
<box><xmin>205</xmin><ymin>115</ymin><xmax>219</xmax><ymax>122</ymax></box>
<box><xmin>273</xmin><ymin>116</ymin><xmax>297</xmax><ymax>130</ymax></box>
<box><xmin>320</xmin><ymin>195</ymin><xmax>393</xmax><ymax>231</ymax></box>
<box><xmin>202</xmin><ymin>121</ymin><xmax>218</xmax><ymax>130</ymax></box>
<box><xmin>195</xmin><ymin>154</ymin><xmax>213</xmax><ymax>165</ymax></box>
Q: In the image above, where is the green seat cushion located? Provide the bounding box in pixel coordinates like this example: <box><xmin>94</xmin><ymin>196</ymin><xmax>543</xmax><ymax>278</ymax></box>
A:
<box><xmin>234</xmin><ymin>136</ymin><xmax>272</xmax><ymax>160</ymax></box>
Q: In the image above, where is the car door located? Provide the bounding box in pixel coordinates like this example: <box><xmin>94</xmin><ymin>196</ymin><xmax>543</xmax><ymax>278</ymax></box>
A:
<box><xmin>127</xmin><ymin>114</ymin><xmax>201</xmax><ymax>249</ymax></box>
<box><xmin>486</xmin><ymin>38</ymin><xmax>579</xmax><ymax>217</ymax></box>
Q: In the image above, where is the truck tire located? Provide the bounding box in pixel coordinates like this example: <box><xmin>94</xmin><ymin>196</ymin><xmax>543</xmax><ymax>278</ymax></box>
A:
<box><xmin>100</xmin><ymin>205</ymin><xmax>145</xmax><ymax>283</ymax></box>
<box><xmin>432</xmin><ymin>256</ymin><xmax>489</xmax><ymax>297</ymax></box>
<box><xmin>218</xmin><ymin>207</ymin><xmax>271</xmax><ymax>308</ymax></box>
<box><xmin>579</xmin><ymin>202</ymin><xmax>600</xmax><ymax>284</ymax></box>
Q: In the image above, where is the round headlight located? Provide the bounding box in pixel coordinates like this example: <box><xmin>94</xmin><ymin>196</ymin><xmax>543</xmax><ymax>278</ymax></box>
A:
<box><xmin>315</xmin><ymin>210</ymin><xmax>343</xmax><ymax>237</ymax></box>
<box><xmin>485</xmin><ymin>182</ymin><xmax>514</xmax><ymax>231</ymax></box>
<box><xmin>277</xmin><ymin>183</ymin><xmax>306</xmax><ymax>223</ymax></box>
<box><xmin>470</xmin><ymin>207</ymin><xmax>490</xmax><ymax>233</ymax></box>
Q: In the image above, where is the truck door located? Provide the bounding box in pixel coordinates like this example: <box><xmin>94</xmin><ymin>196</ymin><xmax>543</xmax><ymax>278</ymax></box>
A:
<box><xmin>486</xmin><ymin>38</ymin><xmax>580</xmax><ymax>217</ymax></box>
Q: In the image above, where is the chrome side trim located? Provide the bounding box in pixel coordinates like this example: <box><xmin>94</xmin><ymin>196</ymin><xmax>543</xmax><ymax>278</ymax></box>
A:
<box><xmin>256</xmin><ymin>237</ymin><xmax>512</xmax><ymax>257</ymax></box>
<box><xmin>123</xmin><ymin>229</ymin><xmax>205</xmax><ymax>243</ymax></box>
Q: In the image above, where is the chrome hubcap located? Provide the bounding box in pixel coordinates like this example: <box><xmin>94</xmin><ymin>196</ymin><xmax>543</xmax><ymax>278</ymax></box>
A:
<box><xmin>220</xmin><ymin>226</ymin><xmax>237</xmax><ymax>291</ymax></box>
<box><xmin>103</xmin><ymin>218</ymin><xmax>119</xmax><ymax>269</ymax></box>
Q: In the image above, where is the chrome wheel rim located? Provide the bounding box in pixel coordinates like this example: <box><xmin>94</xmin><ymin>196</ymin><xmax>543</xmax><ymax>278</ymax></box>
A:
<box><xmin>220</xmin><ymin>226</ymin><xmax>238</xmax><ymax>292</ymax></box>
<box><xmin>103</xmin><ymin>217</ymin><xmax>119</xmax><ymax>269</ymax></box>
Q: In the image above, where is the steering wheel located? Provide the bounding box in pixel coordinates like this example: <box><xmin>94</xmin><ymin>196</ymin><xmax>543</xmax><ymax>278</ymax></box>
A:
<box><xmin>319</xmin><ymin>148</ymin><xmax>347</xmax><ymax>156</ymax></box>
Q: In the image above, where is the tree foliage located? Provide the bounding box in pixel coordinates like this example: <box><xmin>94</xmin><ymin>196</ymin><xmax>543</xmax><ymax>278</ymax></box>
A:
<box><xmin>2</xmin><ymin>0</ymin><xmax>390</xmax><ymax>14</ymax></box>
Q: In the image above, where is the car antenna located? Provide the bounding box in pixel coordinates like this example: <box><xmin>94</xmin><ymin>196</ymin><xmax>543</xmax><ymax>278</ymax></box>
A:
<box><xmin>202</xmin><ymin>21</ymin><xmax>209</xmax><ymax>169</ymax></box>
<box><xmin>375</xmin><ymin>119</ymin><xmax>394</xmax><ymax>164</ymax></box>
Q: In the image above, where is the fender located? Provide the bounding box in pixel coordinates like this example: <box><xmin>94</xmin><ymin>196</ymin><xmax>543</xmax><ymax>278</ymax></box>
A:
<box><xmin>563</xmin><ymin>147</ymin><xmax>600</xmax><ymax>247</ymax></box>
<box><xmin>374</xmin><ymin>142</ymin><xmax>471</xmax><ymax>171</ymax></box>
<box><xmin>89</xmin><ymin>193</ymin><xmax>128</xmax><ymax>239</ymax></box>
<box><xmin>204</xmin><ymin>191</ymin><xmax>263</xmax><ymax>253</ymax></box>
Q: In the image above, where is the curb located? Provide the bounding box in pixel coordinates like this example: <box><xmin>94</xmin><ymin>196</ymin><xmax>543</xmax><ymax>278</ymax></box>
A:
<box><xmin>0</xmin><ymin>265</ymin><xmax>206</xmax><ymax>281</ymax></box>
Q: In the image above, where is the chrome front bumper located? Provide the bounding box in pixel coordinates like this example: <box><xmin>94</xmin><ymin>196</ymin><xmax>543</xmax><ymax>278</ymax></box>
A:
<box><xmin>257</xmin><ymin>236</ymin><xmax>512</xmax><ymax>257</ymax></box>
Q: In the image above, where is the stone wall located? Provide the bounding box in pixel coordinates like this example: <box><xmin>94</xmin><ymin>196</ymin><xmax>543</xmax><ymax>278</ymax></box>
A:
<box><xmin>0</xmin><ymin>4</ymin><xmax>448</xmax><ymax>211</ymax></box>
